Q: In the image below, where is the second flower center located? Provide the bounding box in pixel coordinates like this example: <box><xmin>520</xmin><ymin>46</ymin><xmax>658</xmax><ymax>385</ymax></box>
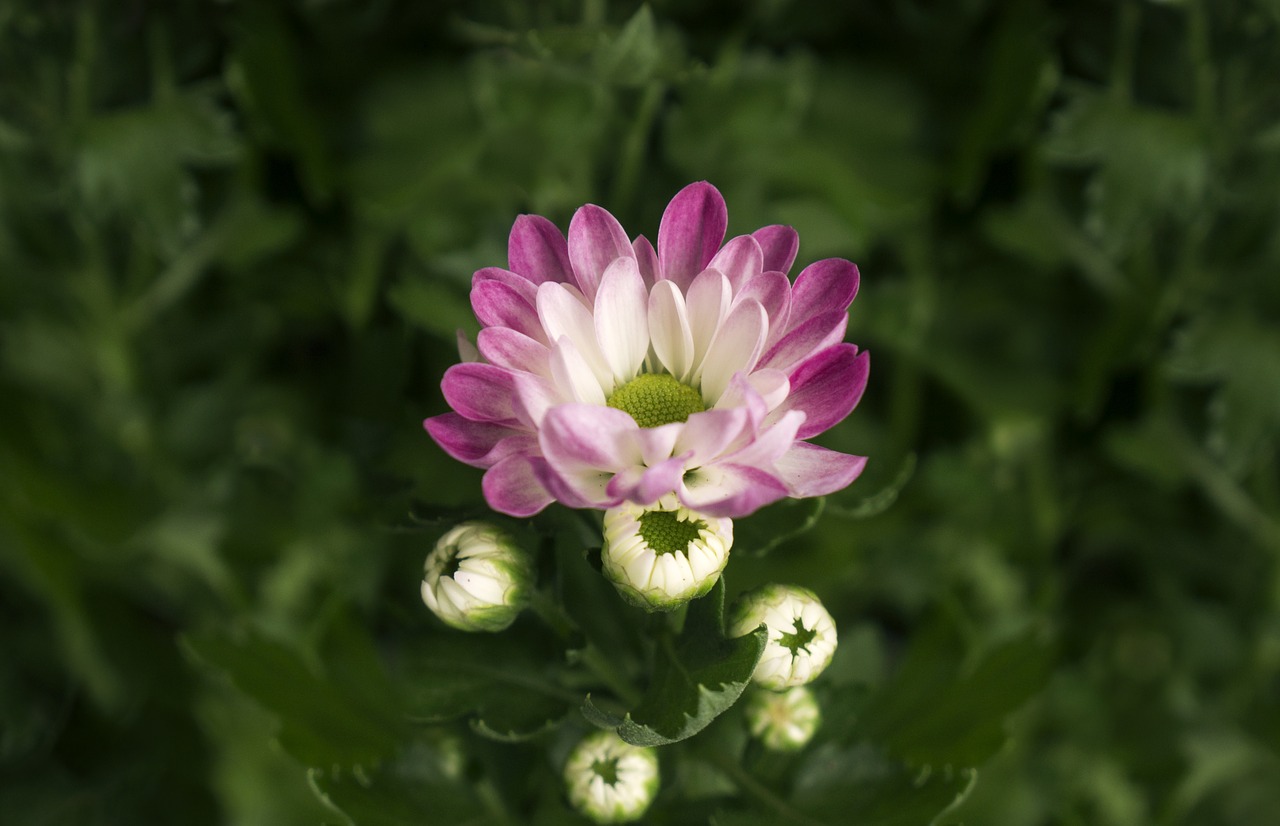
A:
<box><xmin>606</xmin><ymin>373</ymin><xmax>705</xmax><ymax>428</ymax></box>
<box><xmin>637</xmin><ymin>510</ymin><xmax>707</xmax><ymax>555</ymax></box>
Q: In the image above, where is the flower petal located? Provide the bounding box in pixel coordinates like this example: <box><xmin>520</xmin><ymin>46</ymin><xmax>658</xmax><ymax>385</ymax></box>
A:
<box><xmin>679</xmin><ymin>463</ymin><xmax>789</xmax><ymax>517</ymax></box>
<box><xmin>537</xmin><ymin>282</ymin><xmax>614</xmax><ymax>391</ymax></box>
<box><xmin>471</xmin><ymin>279</ymin><xmax>546</xmax><ymax>342</ymax></box>
<box><xmin>685</xmin><ymin>268</ymin><xmax>732</xmax><ymax>378</ymax></box>
<box><xmin>752</xmin><ymin>225</ymin><xmax>799</xmax><ymax>275</ymax></box>
<box><xmin>674</xmin><ymin>407</ymin><xmax>752</xmax><ymax>465</ymax></box>
<box><xmin>508</xmin><ymin>214</ymin><xmax>573</xmax><ymax>285</ymax></box>
<box><xmin>774</xmin><ymin>442</ymin><xmax>868</xmax><ymax>497</ymax></box>
<box><xmin>759</xmin><ymin>310</ymin><xmax>848</xmax><ymax>374</ymax></box>
<box><xmin>697</xmin><ymin>298</ymin><xmax>767</xmax><ymax>404</ymax></box>
<box><xmin>633</xmin><ymin>234</ymin><xmax>659</xmax><ymax>289</ymax></box>
<box><xmin>441</xmin><ymin>363</ymin><xmax>520</xmax><ymax>424</ymax></box>
<box><xmin>736</xmin><ymin>270</ymin><xmax>792</xmax><ymax>348</ymax></box>
<box><xmin>568</xmin><ymin>204</ymin><xmax>634</xmax><ymax>303</ymax></box>
<box><xmin>473</xmin><ymin>266</ymin><xmax>540</xmax><ymax>305</ymax></box>
<box><xmin>539</xmin><ymin>405</ymin><xmax>644</xmax><ymax>507</ymax></box>
<box><xmin>708</xmin><ymin>235</ymin><xmax>763</xmax><ymax>296</ymax></box>
<box><xmin>715</xmin><ymin>368</ymin><xmax>790</xmax><ymax>412</ymax></box>
<box><xmin>772</xmin><ymin>344</ymin><xmax>869</xmax><ymax>439</ymax></box>
<box><xmin>658</xmin><ymin>181</ymin><xmax>728</xmax><ymax>291</ymax></box>
<box><xmin>477</xmin><ymin>327</ymin><xmax>550</xmax><ymax>375</ymax></box>
<box><xmin>424</xmin><ymin>413</ymin><xmax>520</xmax><ymax>468</ymax></box>
<box><xmin>594</xmin><ymin>257</ymin><xmax>650</xmax><ymax>386</ymax></box>
<box><xmin>648</xmin><ymin>280</ymin><xmax>695</xmax><ymax>382</ymax></box>
<box><xmin>788</xmin><ymin>259</ymin><xmax>859</xmax><ymax>333</ymax></box>
<box><xmin>483</xmin><ymin>455</ymin><xmax>555</xmax><ymax>516</ymax></box>
<box><xmin>510</xmin><ymin>372</ymin><xmax>560</xmax><ymax>427</ymax></box>
<box><xmin>606</xmin><ymin>455</ymin><xmax>688</xmax><ymax>506</ymax></box>
<box><xmin>549</xmin><ymin>337</ymin><xmax>608</xmax><ymax>406</ymax></box>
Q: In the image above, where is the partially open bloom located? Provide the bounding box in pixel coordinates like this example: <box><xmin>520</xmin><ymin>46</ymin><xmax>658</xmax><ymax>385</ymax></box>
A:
<box><xmin>564</xmin><ymin>730</ymin><xmax>659</xmax><ymax>824</ymax></box>
<box><xmin>728</xmin><ymin>584</ymin><xmax>837</xmax><ymax>689</ymax></box>
<box><xmin>602</xmin><ymin>494</ymin><xmax>732</xmax><ymax>612</ymax></box>
<box><xmin>745</xmin><ymin>685</ymin><xmax>822</xmax><ymax>751</ymax></box>
<box><xmin>425</xmin><ymin>182</ymin><xmax>869</xmax><ymax>518</ymax></box>
<box><xmin>421</xmin><ymin>522</ymin><xmax>531</xmax><ymax>632</ymax></box>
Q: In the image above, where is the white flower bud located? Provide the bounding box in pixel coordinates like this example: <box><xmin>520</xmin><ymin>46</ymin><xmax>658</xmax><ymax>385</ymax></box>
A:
<box><xmin>601</xmin><ymin>495</ymin><xmax>732</xmax><ymax>612</ymax></box>
<box><xmin>728</xmin><ymin>584</ymin><xmax>837</xmax><ymax>690</ymax></box>
<box><xmin>564</xmin><ymin>730</ymin><xmax>659</xmax><ymax>824</ymax></box>
<box><xmin>421</xmin><ymin>522</ymin><xmax>531</xmax><ymax>632</ymax></box>
<box><xmin>745</xmin><ymin>685</ymin><xmax>821</xmax><ymax>751</ymax></box>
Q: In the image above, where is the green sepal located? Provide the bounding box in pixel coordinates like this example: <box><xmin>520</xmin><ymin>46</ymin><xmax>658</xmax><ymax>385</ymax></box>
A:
<box><xmin>580</xmin><ymin>579</ymin><xmax>766</xmax><ymax>746</ymax></box>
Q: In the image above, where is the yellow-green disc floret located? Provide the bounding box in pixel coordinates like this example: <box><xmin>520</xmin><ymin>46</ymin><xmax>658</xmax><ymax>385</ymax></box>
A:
<box><xmin>606</xmin><ymin>373</ymin><xmax>706</xmax><ymax>428</ymax></box>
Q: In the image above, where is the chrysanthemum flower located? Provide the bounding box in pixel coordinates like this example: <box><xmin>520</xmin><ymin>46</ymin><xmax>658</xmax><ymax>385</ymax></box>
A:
<box><xmin>745</xmin><ymin>685</ymin><xmax>822</xmax><ymax>751</ymax></box>
<box><xmin>564</xmin><ymin>730</ymin><xmax>660</xmax><ymax>824</ymax></box>
<box><xmin>425</xmin><ymin>182</ymin><xmax>869</xmax><ymax>517</ymax></box>
<box><xmin>421</xmin><ymin>522</ymin><xmax>531</xmax><ymax>632</ymax></box>
<box><xmin>728</xmin><ymin>583</ymin><xmax>837</xmax><ymax>689</ymax></box>
<box><xmin>601</xmin><ymin>494</ymin><xmax>732</xmax><ymax>612</ymax></box>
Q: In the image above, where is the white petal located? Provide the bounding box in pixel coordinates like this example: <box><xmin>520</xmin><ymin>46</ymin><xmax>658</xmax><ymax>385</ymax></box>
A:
<box><xmin>647</xmin><ymin>280</ymin><xmax>695</xmax><ymax>382</ymax></box>
<box><xmin>549</xmin><ymin>337</ymin><xmax>608</xmax><ymax>405</ymax></box>
<box><xmin>537</xmin><ymin>282</ymin><xmax>615</xmax><ymax>392</ymax></box>
<box><xmin>594</xmin><ymin>257</ymin><xmax>650</xmax><ymax>386</ymax></box>
<box><xmin>697</xmin><ymin>299</ymin><xmax>767</xmax><ymax>404</ymax></box>
<box><xmin>684</xmin><ymin>268</ymin><xmax>732</xmax><ymax>379</ymax></box>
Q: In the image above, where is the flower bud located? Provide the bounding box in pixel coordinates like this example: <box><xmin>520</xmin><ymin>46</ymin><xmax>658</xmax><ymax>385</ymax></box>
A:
<box><xmin>728</xmin><ymin>584</ymin><xmax>837</xmax><ymax>689</ymax></box>
<box><xmin>421</xmin><ymin>522</ymin><xmax>531</xmax><ymax>632</ymax></box>
<box><xmin>564</xmin><ymin>730</ymin><xmax>659</xmax><ymax>824</ymax></box>
<box><xmin>745</xmin><ymin>685</ymin><xmax>821</xmax><ymax>751</ymax></box>
<box><xmin>601</xmin><ymin>495</ymin><xmax>732</xmax><ymax>612</ymax></box>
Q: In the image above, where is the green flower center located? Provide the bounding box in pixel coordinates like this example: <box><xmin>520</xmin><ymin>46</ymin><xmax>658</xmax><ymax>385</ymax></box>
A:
<box><xmin>591</xmin><ymin>757</ymin><xmax>620</xmax><ymax>785</ymax></box>
<box><xmin>606</xmin><ymin>373</ymin><xmax>705</xmax><ymax>428</ymax></box>
<box><xmin>638</xmin><ymin>510</ymin><xmax>707</xmax><ymax>555</ymax></box>
<box><xmin>778</xmin><ymin>619</ymin><xmax>817</xmax><ymax>656</ymax></box>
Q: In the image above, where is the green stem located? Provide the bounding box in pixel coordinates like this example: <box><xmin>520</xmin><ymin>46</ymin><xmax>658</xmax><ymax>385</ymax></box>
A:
<box><xmin>698</xmin><ymin>750</ymin><xmax>825</xmax><ymax>826</ymax></box>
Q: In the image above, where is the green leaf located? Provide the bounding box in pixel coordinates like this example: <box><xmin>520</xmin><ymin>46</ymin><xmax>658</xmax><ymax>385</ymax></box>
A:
<box><xmin>596</xmin><ymin>5</ymin><xmax>661</xmax><ymax>86</ymax></box>
<box><xmin>185</xmin><ymin>628</ymin><xmax>401</xmax><ymax>768</ymax></box>
<box><xmin>308</xmin><ymin>746</ymin><xmax>490</xmax><ymax>826</ymax></box>
<box><xmin>733</xmin><ymin>496</ymin><xmax>826</xmax><ymax>557</ymax></box>
<box><xmin>582</xmin><ymin>579</ymin><xmax>766</xmax><ymax>746</ymax></box>
<box><xmin>859</xmin><ymin>621</ymin><xmax>1053</xmax><ymax>767</ymax></box>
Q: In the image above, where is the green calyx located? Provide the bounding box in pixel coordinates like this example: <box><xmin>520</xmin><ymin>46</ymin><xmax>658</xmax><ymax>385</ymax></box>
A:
<box><xmin>778</xmin><ymin>619</ymin><xmax>817</xmax><ymax>655</ymax></box>
<box><xmin>606</xmin><ymin>373</ymin><xmax>705</xmax><ymax>428</ymax></box>
<box><xmin>638</xmin><ymin>510</ymin><xmax>707</xmax><ymax>555</ymax></box>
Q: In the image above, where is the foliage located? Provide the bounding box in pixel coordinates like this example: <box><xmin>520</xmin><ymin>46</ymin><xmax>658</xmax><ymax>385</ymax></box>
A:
<box><xmin>2</xmin><ymin>1</ymin><xmax>1279</xmax><ymax>824</ymax></box>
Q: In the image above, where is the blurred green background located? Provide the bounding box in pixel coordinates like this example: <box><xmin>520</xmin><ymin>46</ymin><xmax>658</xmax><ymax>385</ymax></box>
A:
<box><xmin>3</xmin><ymin>0</ymin><xmax>1279</xmax><ymax>823</ymax></box>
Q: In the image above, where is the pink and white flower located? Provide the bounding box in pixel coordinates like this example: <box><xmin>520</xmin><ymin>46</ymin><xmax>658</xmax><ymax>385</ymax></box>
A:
<box><xmin>424</xmin><ymin>182</ymin><xmax>869</xmax><ymax>518</ymax></box>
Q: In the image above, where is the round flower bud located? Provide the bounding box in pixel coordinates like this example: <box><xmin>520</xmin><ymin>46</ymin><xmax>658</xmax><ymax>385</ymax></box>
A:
<box><xmin>421</xmin><ymin>522</ymin><xmax>531</xmax><ymax>632</ymax></box>
<box><xmin>728</xmin><ymin>584</ymin><xmax>837</xmax><ymax>689</ymax></box>
<box><xmin>601</xmin><ymin>495</ymin><xmax>732</xmax><ymax>612</ymax></box>
<box><xmin>745</xmin><ymin>685</ymin><xmax>821</xmax><ymax>751</ymax></box>
<box><xmin>564</xmin><ymin>730</ymin><xmax>659</xmax><ymax>824</ymax></box>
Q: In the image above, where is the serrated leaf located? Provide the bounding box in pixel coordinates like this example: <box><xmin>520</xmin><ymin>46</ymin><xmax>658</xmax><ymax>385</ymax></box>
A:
<box><xmin>733</xmin><ymin>496</ymin><xmax>826</xmax><ymax>557</ymax></box>
<box><xmin>581</xmin><ymin>580</ymin><xmax>765</xmax><ymax>746</ymax></box>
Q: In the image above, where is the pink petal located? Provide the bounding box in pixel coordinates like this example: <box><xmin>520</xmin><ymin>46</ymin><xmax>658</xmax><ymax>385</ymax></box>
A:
<box><xmin>674</xmin><ymin>407</ymin><xmax>752</xmax><ymax>465</ymax></box>
<box><xmin>774</xmin><ymin>442</ymin><xmax>867</xmax><ymax>497</ymax></box>
<box><xmin>633</xmin><ymin>234</ymin><xmax>659</xmax><ymax>289</ymax></box>
<box><xmin>758</xmin><ymin>311</ymin><xmax>848</xmax><ymax>374</ymax></box>
<box><xmin>568</xmin><ymin>204</ymin><xmax>634</xmax><ymax>303</ymax></box>
<box><xmin>684</xmin><ymin>268</ymin><xmax>732</xmax><ymax>376</ymax></box>
<box><xmin>648</xmin><ymin>280</ymin><xmax>695</xmax><ymax>382</ymax></box>
<box><xmin>774</xmin><ymin>344</ymin><xmax>869</xmax><ymax>440</ymax></box>
<box><xmin>441</xmin><ymin>363</ymin><xmax>520</xmax><ymax>424</ymax></box>
<box><xmin>549</xmin><ymin>337</ymin><xmax>608</xmax><ymax>406</ymax></box>
<box><xmin>714</xmin><ymin>369</ymin><xmax>788</xmax><ymax>414</ymax></box>
<box><xmin>788</xmin><ymin>259</ymin><xmax>859</xmax><ymax>333</ymax></box>
<box><xmin>483</xmin><ymin>454</ymin><xmax>555</xmax><ymax>516</ymax></box>
<box><xmin>607</xmin><ymin>455</ymin><xmax>688</xmax><ymax>506</ymax></box>
<box><xmin>679</xmin><ymin>463</ymin><xmax>789</xmax><ymax>517</ymax></box>
<box><xmin>707</xmin><ymin>235</ymin><xmax>763</xmax><ymax>295</ymax></box>
<box><xmin>508</xmin><ymin>214</ymin><xmax>573</xmax><ymax>285</ymax></box>
<box><xmin>538</xmin><ymin>405</ymin><xmax>643</xmax><ymax>507</ymax></box>
<box><xmin>752</xmin><ymin>225</ymin><xmax>799</xmax><ymax>275</ymax></box>
<box><xmin>471</xmin><ymin>279</ymin><xmax>546</xmax><ymax>342</ymax></box>
<box><xmin>593</xmin><ymin>257</ymin><xmax>650</xmax><ymax>386</ymax></box>
<box><xmin>657</xmin><ymin>181</ymin><xmax>728</xmax><ymax>291</ymax></box>
<box><xmin>510</xmin><ymin>372</ymin><xmax>560</xmax><ymax>428</ymax></box>
<box><xmin>736</xmin><ymin>270</ymin><xmax>792</xmax><ymax>349</ymax></box>
<box><xmin>723</xmin><ymin>410</ymin><xmax>806</xmax><ymax>468</ymax></box>
<box><xmin>424</xmin><ymin>413</ymin><xmax>520</xmax><ymax>468</ymax></box>
<box><xmin>472</xmin><ymin>266</ymin><xmax>540</xmax><ymax>305</ymax></box>
<box><xmin>537</xmin><ymin>282</ymin><xmax>613</xmax><ymax>390</ymax></box>
<box><xmin>476</xmin><ymin>327</ymin><xmax>550</xmax><ymax>375</ymax></box>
